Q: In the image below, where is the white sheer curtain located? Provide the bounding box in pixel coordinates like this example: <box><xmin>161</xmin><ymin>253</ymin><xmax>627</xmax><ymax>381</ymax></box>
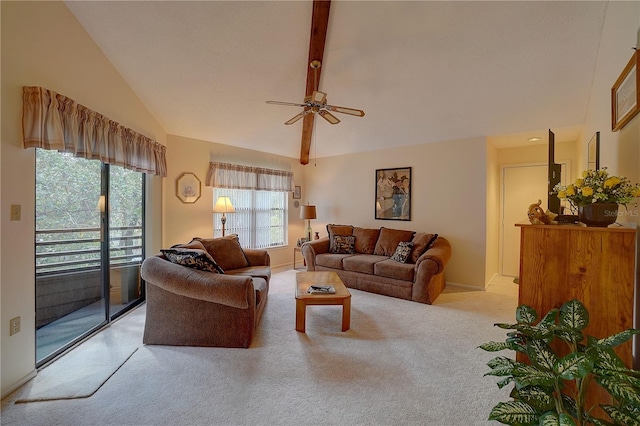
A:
<box><xmin>22</xmin><ymin>86</ymin><xmax>167</xmax><ymax>177</ymax></box>
<box><xmin>205</xmin><ymin>162</ymin><xmax>294</xmax><ymax>192</ymax></box>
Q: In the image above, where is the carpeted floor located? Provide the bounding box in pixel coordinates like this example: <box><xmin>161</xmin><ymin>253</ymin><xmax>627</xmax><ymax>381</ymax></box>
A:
<box><xmin>1</xmin><ymin>270</ymin><xmax>518</xmax><ymax>425</ymax></box>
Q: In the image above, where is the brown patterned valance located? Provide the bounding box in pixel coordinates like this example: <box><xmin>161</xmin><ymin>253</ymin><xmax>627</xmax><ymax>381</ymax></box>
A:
<box><xmin>22</xmin><ymin>86</ymin><xmax>166</xmax><ymax>177</ymax></box>
<box><xmin>205</xmin><ymin>162</ymin><xmax>294</xmax><ymax>192</ymax></box>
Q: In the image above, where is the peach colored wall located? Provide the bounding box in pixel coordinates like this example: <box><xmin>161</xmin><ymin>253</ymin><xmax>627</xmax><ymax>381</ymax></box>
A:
<box><xmin>1</xmin><ymin>2</ymin><xmax>166</xmax><ymax>396</ymax></box>
<box><xmin>303</xmin><ymin>137</ymin><xmax>489</xmax><ymax>289</ymax></box>
<box><xmin>164</xmin><ymin>135</ymin><xmax>306</xmax><ymax>269</ymax></box>
<box><xmin>485</xmin><ymin>141</ymin><xmax>500</xmax><ymax>286</ymax></box>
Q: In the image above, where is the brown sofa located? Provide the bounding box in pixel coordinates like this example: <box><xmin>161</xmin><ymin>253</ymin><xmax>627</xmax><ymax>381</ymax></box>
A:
<box><xmin>140</xmin><ymin>235</ymin><xmax>270</xmax><ymax>348</ymax></box>
<box><xmin>301</xmin><ymin>225</ymin><xmax>451</xmax><ymax>304</ymax></box>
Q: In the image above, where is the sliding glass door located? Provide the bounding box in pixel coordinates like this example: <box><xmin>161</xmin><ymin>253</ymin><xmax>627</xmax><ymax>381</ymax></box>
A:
<box><xmin>35</xmin><ymin>150</ymin><xmax>144</xmax><ymax>366</ymax></box>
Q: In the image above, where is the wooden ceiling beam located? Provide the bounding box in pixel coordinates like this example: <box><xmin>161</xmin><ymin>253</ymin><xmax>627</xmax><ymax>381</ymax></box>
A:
<box><xmin>300</xmin><ymin>0</ymin><xmax>331</xmax><ymax>165</ymax></box>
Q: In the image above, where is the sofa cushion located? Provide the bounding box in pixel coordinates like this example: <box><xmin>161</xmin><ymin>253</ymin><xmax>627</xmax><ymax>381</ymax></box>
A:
<box><xmin>331</xmin><ymin>235</ymin><xmax>356</xmax><ymax>254</ymax></box>
<box><xmin>160</xmin><ymin>247</ymin><xmax>224</xmax><ymax>273</ymax></box>
<box><xmin>373</xmin><ymin>227</ymin><xmax>415</xmax><ymax>256</ymax></box>
<box><xmin>391</xmin><ymin>241</ymin><xmax>414</xmax><ymax>263</ymax></box>
<box><xmin>327</xmin><ymin>224</ymin><xmax>354</xmax><ymax>252</ymax></box>
<box><xmin>343</xmin><ymin>254</ymin><xmax>388</xmax><ymax>274</ymax></box>
<box><xmin>316</xmin><ymin>253</ymin><xmax>353</xmax><ymax>269</ymax></box>
<box><xmin>196</xmin><ymin>234</ymin><xmax>250</xmax><ymax>271</ymax></box>
<box><xmin>226</xmin><ymin>265</ymin><xmax>272</xmax><ymax>283</ymax></box>
<box><xmin>252</xmin><ymin>277</ymin><xmax>268</xmax><ymax>307</ymax></box>
<box><xmin>353</xmin><ymin>227</ymin><xmax>380</xmax><ymax>254</ymax></box>
<box><xmin>374</xmin><ymin>259</ymin><xmax>415</xmax><ymax>282</ymax></box>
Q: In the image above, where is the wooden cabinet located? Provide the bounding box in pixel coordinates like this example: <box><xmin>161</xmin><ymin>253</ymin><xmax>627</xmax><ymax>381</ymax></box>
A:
<box><xmin>516</xmin><ymin>224</ymin><xmax>637</xmax><ymax>368</ymax></box>
<box><xmin>517</xmin><ymin>224</ymin><xmax>637</xmax><ymax>410</ymax></box>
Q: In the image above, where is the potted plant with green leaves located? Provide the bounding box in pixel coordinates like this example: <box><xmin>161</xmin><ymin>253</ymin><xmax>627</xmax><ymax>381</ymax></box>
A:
<box><xmin>480</xmin><ymin>299</ymin><xmax>640</xmax><ymax>425</ymax></box>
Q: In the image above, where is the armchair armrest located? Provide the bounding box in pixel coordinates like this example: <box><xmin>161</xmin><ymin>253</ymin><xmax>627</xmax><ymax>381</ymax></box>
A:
<box><xmin>141</xmin><ymin>256</ymin><xmax>253</xmax><ymax>309</ymax></box>
<box><xmin>243</xmin><ymin>248</ymin><xmax>270</xmax><ymax>266</ymax></box>
<box><xmin>301</xmin><ymin>238</ymin><xmax>330</xmax><ymax>271</ymax></box>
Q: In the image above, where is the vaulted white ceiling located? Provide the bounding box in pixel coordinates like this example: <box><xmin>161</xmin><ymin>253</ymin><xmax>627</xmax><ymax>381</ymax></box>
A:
<box><xmin>65</xmin><ymin>1</ymin><xmax>608</xmax><ymax>160</ymax></box>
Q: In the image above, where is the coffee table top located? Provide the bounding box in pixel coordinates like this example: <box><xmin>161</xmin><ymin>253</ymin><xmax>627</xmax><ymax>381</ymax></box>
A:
<box><xmin>295</xmin><ymin>271</ymin><xmax>351</xmax><ymax>300</ymax></box>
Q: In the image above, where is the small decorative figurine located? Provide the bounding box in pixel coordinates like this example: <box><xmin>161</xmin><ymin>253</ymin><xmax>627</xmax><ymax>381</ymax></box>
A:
<box><xmin>527</xmin><ymin>199</ymin><xmax>557</xmax><ymax>225</ymax></box>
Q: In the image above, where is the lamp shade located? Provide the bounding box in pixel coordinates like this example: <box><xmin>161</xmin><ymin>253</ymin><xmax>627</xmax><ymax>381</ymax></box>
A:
<box><xmin>213</xmin><ymin>196</ymin><xmax>235</xmax><ymax>213</ymax></box>
<box><xmin>300</xmin><ymin>205</ymin><xmax>317</xmax><ymax>220</ymax></box>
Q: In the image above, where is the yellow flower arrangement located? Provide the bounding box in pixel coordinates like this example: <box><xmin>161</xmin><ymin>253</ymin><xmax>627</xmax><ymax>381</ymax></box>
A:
<box><xmin>553</xmin><ymin>168</ymin><xmax>640</xmax><ymax>208</ymax></box>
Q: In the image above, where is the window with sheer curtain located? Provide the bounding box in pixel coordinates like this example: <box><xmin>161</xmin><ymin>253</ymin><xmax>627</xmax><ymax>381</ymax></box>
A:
<box><xmin>206</xmin><ymin>162</ymin><xmax>293</xmax><ymax>248</ymax></box>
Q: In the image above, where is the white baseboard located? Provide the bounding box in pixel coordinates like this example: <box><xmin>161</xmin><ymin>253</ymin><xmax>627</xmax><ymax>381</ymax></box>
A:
<box><xmin>2</xmin><ymin>369</ymin><xmax>37</xmax><ymax>399</ymax></box>
<box><xmin>445</xmin><ymin>281</ymin><xmax>487</xmax><ymax>291</ymax></box>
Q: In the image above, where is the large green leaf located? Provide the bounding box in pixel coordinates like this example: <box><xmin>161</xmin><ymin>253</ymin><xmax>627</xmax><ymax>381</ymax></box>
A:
<box><xmin>496</xmin><ymin>376</ymin><xmax>515</xmax><ymax>389</ymax></box>
<box><xmin>555</xmin><ymin>352</ymin><xmax>594</xmax><ymax>380</ymax></box>
<box><xmin>527</xmin><ymin>339</ymin><xmax>558</xmax><ymax>371</ymax></box>
<box><xmin>513</xmin><ymin>364</ymin><xmax>556</xmax><ymax>388</ymax></box>
<box><xmin>601</xmin><ymin>405</ymin><xmax>640</xmax><ymax>426</ymax></box>
<box><xmin>593</xmin><ymin>329</ymin><xmax>640</xmax><ymax>348</ymax></box>
<box><xmin>539</xmin><ymin>308</ymin><xmax>559</xmax><ymax>327</ymax></box>
<box><xmin>559</xmin><ymin>300</ymin><xmax>589</xmax><ymax>331</ymax></box>
<box><xmin>589</xmin><ymin>346</ymin><xmax>626</xmax><ymax>371</ymax></box>
<box><xmin>479</xmin><ymin>341</ymin><xmax>513</xmax><ymax>352</ymax></box>
<box><xmin>539</xmin><ymin>412</ymin><xmax>577</xmax><ymax>426</ymax></box>
<box><xmin>488</xmin><ymin>401</ymin><xmax>538</xmax><ymax>424</ymax></box>
<box><xmin>512</xmin><ymin>385</ymin><xmax>554</xmax><ymax>412</ymax></box>
<box><xmin>516</xmin><ymin>304</ymin><xmax>538</xmax><ymax>325</ymax></box>
<box><xmin>487</xmin><ymin>356</ymin><xmax>517</xmax><ymax>370</ymax></box>
<box><xmin>597</xmin><ymin>376</ymin><xmax>640</xmax><ymax>405</ymax></box>
<box><xmin>554</xmin><ymin>327</ymin><xmax>584</xmax><ymax>345</ymax></box>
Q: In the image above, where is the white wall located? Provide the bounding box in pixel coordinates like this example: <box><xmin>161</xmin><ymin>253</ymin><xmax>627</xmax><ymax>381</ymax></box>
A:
<box><xmin>163</xmin><ymin>134</ymin><xmax>305</xmax><ymax>269</ymax></box>
<box><xmin>1</xmin><ymin>2</ymin><xmax>166</xmax><ymax>396</ymax></box>
<box><xmin>303</xmin><ymin>137</ymin><xmax>488</xmax><ymax>289</ymax></box>
<box><xmin>580</xmin><ymin>1</ymin><xmax>640</xmax><ymax>228</ymax></box>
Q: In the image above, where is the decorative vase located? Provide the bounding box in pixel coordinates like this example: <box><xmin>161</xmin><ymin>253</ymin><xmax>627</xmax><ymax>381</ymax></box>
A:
<box><xmin>578</xmin><ymin>203</ymin><xmax>618</xmax><ymax>227</ymax></box>
<box><xmin>314</xmin><ymin>232</ymin><xmax>320</xmax><ymax>240</ymax></box>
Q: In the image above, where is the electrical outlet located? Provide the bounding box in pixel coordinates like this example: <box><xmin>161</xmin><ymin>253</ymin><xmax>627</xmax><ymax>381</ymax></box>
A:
<box><xmin>10</xmin><ymin>204</ymin><xmax>21</xmax><ymax>221</ymax></box>
<box><xmin>10</xmin><ymin>317</ymin><xmax>20</xmax><ymax>336</ymax></box>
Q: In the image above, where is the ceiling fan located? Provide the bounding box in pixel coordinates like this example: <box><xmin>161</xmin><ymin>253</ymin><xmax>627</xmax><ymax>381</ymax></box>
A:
<box><xmin>266</xmin><ymin>60</ymin><xmax>365</xmax><ymax>126</ymax></box>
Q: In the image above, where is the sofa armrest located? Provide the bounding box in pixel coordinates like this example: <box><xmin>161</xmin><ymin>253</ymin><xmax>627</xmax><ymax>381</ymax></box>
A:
<box><xmin>141</xmin><ymin>256</ymin><xmax>253</xmax><ymax>309</ymax></box>
<box><xmin>413</xmin><ymin>237</ymin><xmax>452</xmax><ymax>303</ymax></box>
<box><xmin>300</xmin><ymin>238</ymin><xmax>330</xmax><ymax>271</ymax></box>
<box><xmin>243</xmin><ymin>248</ymin><xmax>270</xmax><ymax>266</ymax></box>
<box><xmin>415</xmin><ymin>237</ymin><xmax>451</xmax><ymax>274</ymax></box>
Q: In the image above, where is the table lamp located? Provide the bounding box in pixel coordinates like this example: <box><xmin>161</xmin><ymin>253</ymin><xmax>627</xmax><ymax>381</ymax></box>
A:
<box><xmin>300</xmin><ymin>204</ymin><xmax>317</xmax><ymax>241</ymax></box>
<box><xmin>213</xmin><ymin>196</ymin><xmax>235</xmax><ymax>236</ymax></box>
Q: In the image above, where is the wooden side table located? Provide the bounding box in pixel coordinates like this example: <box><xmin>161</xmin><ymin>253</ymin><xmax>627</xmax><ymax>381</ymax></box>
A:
<box><xmin>293</xmin><ymin>246</ymin><xmax>305</xmax><ymax>270</ymax></box>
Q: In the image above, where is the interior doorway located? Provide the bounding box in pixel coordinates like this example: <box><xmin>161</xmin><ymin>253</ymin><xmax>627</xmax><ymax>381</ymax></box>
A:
<box><xmin>499</xmin><ymin>162</ymin><xmax>568</xmax><ymax>277</ymax></box>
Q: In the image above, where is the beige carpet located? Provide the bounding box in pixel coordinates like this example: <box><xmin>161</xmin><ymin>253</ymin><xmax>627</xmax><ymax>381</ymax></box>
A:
<box><xmin>1</xmin><ymin>270</ymin><xmax>517</xmax><ymax>425</ymax></box>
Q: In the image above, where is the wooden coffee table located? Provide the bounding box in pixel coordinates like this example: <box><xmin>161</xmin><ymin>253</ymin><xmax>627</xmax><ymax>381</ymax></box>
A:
<box><xmin>295</xmin><ymin>271</ymin><xmax>351</xmax><ymax>333</ymax></box>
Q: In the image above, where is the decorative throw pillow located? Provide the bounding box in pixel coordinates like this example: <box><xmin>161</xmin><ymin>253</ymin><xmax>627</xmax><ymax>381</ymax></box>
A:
<box><xmin>171</xmin><ymin>238</ymin><xmax>207</xmax><ymax>251</ymax></box>
<box><xmin>196</xmin><ymin>234</ymin><xmax>250</xmax><ymax>271</ymax></box>
<box><xmin>391</xmin><ymin>241</ymin><xmax>414</xmax><ymax>263</ymax></box>
<box><xmin>410</xmin><ymin>233</ymin><xmax>438</xmax><ymax>263</ymax></box>
<box><xmin>373</xmin><ymin>227</ymin><xmax>415</xmax><ymax>256</ymax></box>
<box><xmin>161</xmin><ymin>247</ymin><xmax>224</xmax><ymax>273</ymax></box>
<box><xmin>331</xmin><ymin>235</ymin><xmax>356</xmax><ymax>254</ymax></box>
<box><xmin>353</xmin><ymin>227</ymin><xmax>380</xmax><ymax>254</ymax></box>
<box><xmin>326</xmin><ymin>224</ymin><xmax>354</xmax><ymax>252</ymax></box>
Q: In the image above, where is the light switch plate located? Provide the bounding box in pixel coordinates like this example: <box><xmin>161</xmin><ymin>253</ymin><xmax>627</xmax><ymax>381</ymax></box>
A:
<box><xmin>10</xmin><ymin>204</ymin><xmax>21</xmax><ymax>221</ymax></box>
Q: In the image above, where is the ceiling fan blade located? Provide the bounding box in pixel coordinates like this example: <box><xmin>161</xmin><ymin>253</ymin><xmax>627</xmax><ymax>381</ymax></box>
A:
<box><xmin>266</xmin><ymin>100</ymin><xmax>307</xmax><ymax>107</ymax></box>
<box><xmin>312</xmin><ymin>91</ymin><xmax>327</xmax><ymax>104</ymax></box>
<box><xmin>326</xmin><ymin>105</ymin><xmax>365</xmax><ymax>117</ymax></box>
<box><xmin>319</xmin><ymin>110</ymin><xmax>340</xmax><ymax>124</ymax></box>
<box><xmin>284</xmin><ymin>111</ymin><xmax>308</xmax><ymax>125</ymax></box>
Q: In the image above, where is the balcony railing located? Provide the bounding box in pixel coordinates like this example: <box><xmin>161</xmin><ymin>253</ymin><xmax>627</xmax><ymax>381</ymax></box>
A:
<box><xmin>36</xmin><ymin>226</ymin><xmax>143</xmax><ymax>276</ymax></box>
